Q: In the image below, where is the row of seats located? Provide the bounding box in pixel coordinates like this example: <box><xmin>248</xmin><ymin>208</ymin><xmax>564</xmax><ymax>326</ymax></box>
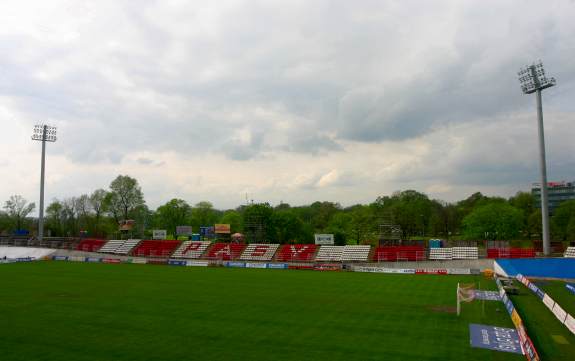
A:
<box><xmin>99</xmin><ymin>239</ymin><xmax>141</xmax><ymax>255</ymax></box>
<box><xmin>172</xmin><ymin>241</ymin><xmax>211</xmax><ymax>259</ymax></box>
<box><xmin>276</xmin><ymin>244</ymin><xmax>318</xmax><ymax>261</ymax></box>
<box><xmin>373</xmin><ymin>246</ymin><xmax>425</xmax><ymax>262</ymax></box>
<box><xmin>429</xmin><ymin>247</ymin><xmax>481</xmax><ymax>260</ymax></box>
<box><xmin>565</xmin><ymin>247</ymin><xmax>575</xmax><ymax>258</ymax></box>
<box><xmin>314</xmin><ymin>245</ymin><xmax>372</xmax><ymax>262</ymax></box>
<box><xmin>131</xmin><ymin>240</ymin><xmax>180</xmax><ymax>257</ymax></box>
<box><xmin>240</xmin><ymin>244</ymin><xmax>280</xmax><ymax>261</ymax></box>
<box><xmin>76</xmin><ymin>239</ymin><xmax>106</xmax><ymax>252</ymax></box>
<box><xmin>86</xmin><ymin>241</ymin><xmax>552</xmax><ymax>262</ymax></box>
<box><xmin>487</xmin><ymin>248</ymin><xmax>536</xmax><ymax>259</ymax></box>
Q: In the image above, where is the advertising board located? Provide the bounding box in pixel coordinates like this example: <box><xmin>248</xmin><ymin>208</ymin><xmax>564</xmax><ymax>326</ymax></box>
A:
<box><xmin>176</xmin><ymin>226</ymin><xmax>193</xmax><ymax>236</ymax></box>
<box><xmin>152</xmin><ymin>230</ymin><xmax>167</xmax><ymax>240</ymax></box>
<box><xmin>214</xmin><ymin>224</ymin><xmax>231</xmax><ymax>234</ymax></box>
<box><xmin>314</xmin><ymin>234</ymin><xmax>334</xmax><ymax>245</ymax></box>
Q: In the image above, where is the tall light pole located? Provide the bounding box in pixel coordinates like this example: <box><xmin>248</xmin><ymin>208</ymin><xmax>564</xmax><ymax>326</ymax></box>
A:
<box><xmin>31</xmin><ymin>124</ymin><xmax>57</xmax><ymax>242</ymax></box>
<box><xmin>518</xmin><ymin>62</ymin><xmax>556</xmax><ymax>256</ymax></box>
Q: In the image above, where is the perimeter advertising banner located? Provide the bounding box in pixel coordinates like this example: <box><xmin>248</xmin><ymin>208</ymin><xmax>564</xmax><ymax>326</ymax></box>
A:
<box><xmin>314</xmin><ymin>234</ymin><xmax>334</xmax><ymax>245</ymax></box>
<box><xmin>153</xmin><ymin>230</ymin><xmax>167</xmax><ymax>240</ymax></box>
<box><xmin>469</xmin><ymin>324</ymin><xmax>523</xmax><ymax>354</ymax></box>
<box><xmin>214</xmin><ymin>224</ymin><xmax>231</xmax><ymax>234</ymax></box>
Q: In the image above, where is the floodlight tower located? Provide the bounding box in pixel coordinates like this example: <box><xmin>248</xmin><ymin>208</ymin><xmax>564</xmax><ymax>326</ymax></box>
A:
<box><xmin>31</xmin><ymin>124</ymin><xmax>57</xmax><ymax>242</ymax></box>
<box><xmin>517</xmin><ymin>62</ymin><xmax>556</xmax><ymax>256</ymax></box>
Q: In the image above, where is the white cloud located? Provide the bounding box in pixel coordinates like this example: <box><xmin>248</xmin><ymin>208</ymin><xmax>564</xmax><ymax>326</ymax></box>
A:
<box><xmin>1</xmin><ymin>0</ymin><xmax>574</xmax><ymax>210</ymax></box>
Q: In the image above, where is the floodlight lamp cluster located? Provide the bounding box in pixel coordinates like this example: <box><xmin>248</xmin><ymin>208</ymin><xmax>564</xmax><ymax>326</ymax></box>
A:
<box><xmin>518</xmin><ymin>61</ymin><xmax>556</xmax><ymax>94</ymax></box>
<box><xmin>31</xmin><ymin>124</ymin><xmax>57</xmax><ymax>142</ymax></box>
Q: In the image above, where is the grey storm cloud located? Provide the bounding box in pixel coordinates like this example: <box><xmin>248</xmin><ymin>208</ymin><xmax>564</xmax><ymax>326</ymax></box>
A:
<box><xmin>1</xmin><ymin>0</ymin><xmax>575</xmax><ymax>209</ymax></box>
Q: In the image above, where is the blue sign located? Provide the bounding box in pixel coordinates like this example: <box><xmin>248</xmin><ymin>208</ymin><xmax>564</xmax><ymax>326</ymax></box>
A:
<box><xmin>225</xmin><ymin>261</ymin><xmax>245</xmax><ymax>268</ymax></box>
<box><xmin>474</xmin><ymin>290</ymin><xmax>501</xmax><ymax>301</ymax></box>
<box><xmin>267</xmin><ymin>263</ymin><xmax>288</xmax><ymax>269</ymax></box>
<box><xmin>52</xmin><ymin>256</ymin><xmax>68</xmax><ymax>261</ymax></box>
<box><xmin>504</xmin><ymin>298</ymin><xmax>514</xmax><ymax>315</ymax></box>
<box><xmin>469</xmin><ymin>324</ymin><xmax>523</xmax><ymax>354</ymax></box>
<box><xmin>168</xmin><ymin>260</ymin><xmax>187</xmax><ymax>266</ymax></box>
<box><xmin>566</xmin><ymin>284</ymin><xmax>575</xmax><ymax>295</ymax></box>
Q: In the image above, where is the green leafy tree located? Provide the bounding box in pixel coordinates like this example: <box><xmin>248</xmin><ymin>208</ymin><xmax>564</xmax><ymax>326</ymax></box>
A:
<box><xmin>108</xmin><ymin>175</ymin><xmax>145</xmax><ymax>222</ymax></box>
<box><xmin>3</xmin><ymin>195</ymin><xmax>35</xmax><ymax>231</ymax></box>
<box><xmin>462</xmin><ymin>203</ymin><xmax>523</xmax><ymax>240</ymax></box>
<box><xmin>551</xmin><ymin>200</ymin><xmax>575</xmax><ymax>241</ymax></box>
<box><xmin>89</xmin><ymin>189</ymin><xmax>107</xmax><ymax>236</ymax></box>
<box><xmin>242</xmin><ymin>203</ymin><xmax>274</xmax><ymax>243</ymax></box>
<box><xmin>219</xmin><ymin>210</ymin><xmax>242</xmax><ymax>234</ymax></box>
<box><xmin>155</xmin><ymin>199</ymin><xmax>192</xmax><ymax>237</ymax></box>
<box><xmin>191</xmin><ymin>201</ymin><xmax>220</xmax><ymax>228</ymax></box>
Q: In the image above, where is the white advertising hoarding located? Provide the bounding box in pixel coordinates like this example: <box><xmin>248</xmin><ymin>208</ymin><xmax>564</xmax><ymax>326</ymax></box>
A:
<box><xmin>314</xmin><ymin>234</ymin><xmax>334</xmax><ymax>245</ymax></box>
<box><xmin>152</xmin><ymin>230</ymin><xmax>167</xmax><ymax>240</ymax></box>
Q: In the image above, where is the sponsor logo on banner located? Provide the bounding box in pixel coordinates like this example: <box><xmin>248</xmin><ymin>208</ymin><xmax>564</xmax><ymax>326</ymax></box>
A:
<box><xmin>176</xmin><ymin>226</ymin><xmax>193</xmax><ymax>236</ymax></box>
<box><xmin>69</xmin><ymin>256</ymin><xmax>85</xmax><ymax>262</ymax></box>
<box><xmin>102</xmin><ymin>258</ymin><xmax>121</xmax><ymax>264</ymax></box>
<box><xmin>542</xmin><ymin>294</ymin><xmax>555</xmax><ymax>311</ymax></box>
<box><xmin>152</xmin><ymin>230</ymin><xmax>167</xmax><ymax>240</ymax></box>
<box><xmin>504</xmin><ymin>298</ymin><xmax>514</xmax><ymax>315</ymax></box>
<box><xmin>84</xmin><ymin>257</ymin><xmax>101</xmax><ymax>263</ymax></box>
<box><xmin>129</xmin><ymin>258</ymin><xmax>147</xmax><ymax>264</ymax></box>
<box><xmin>536</xmin><ymin>289</ymin><xmax>545</xmax><ymax>299</ymax></box>
<box><xmin>186</xmin><ymin>260</ymin><xmax>209</xmax><ymax>267</ymax></box>
<box><xmin>168</xmin><ymin>260</ymin><xmax>187</xmax><ymax>266</ymax></box>
<box><xmin>52</xmin><ymin>256</ymin><xmax>68</xmax><ymax>261</ymax></box>
<box><xmin>447</xmin><ymin>268</ymin><xmax>471</xmax><ymax>275</ymax></box>
<box><xmin>225</xmin><ymin>261</ymin><xmax>245</xmax><ymax>268</ymax></box>
<box><xmin>511</xmin><ymin>309</ymin><xmax>522</xmax><ymax>328</ymax></box>
<box><xmin>415</xmin><ymin>268</ymin><xmax>448</xmax><ymax>275</ymax></box>
<box><xmin>474</xmin><ymin>290</ymin><xmax>501</xmax><ymax>301</ymax></box>
<box><xmin>469</xmin><ymin>324</ymin><xmax>523</xmax><ymax>354</ymax></box>
<box><xmin>214</xmin><ymin>224</ymin><xmax>231</xmax><ymax>234</ymax></box>
<box><xmin>245</xmin><ymin>262</ymin><xmax>267</xmax><ymax>269</ymax></box>
<box><xmin>267</xmin><ymin>263</ymin><xmax>288</xmax><ymax>269</ymax></box>
<box><xmin>552</xmin><ymin>303</ymin><xmax>568</xmax><ymax>323</ymax></box>
<box><xmin>314</xmin><ymin>263</ymin><xmax>341</xmax><ymax>271</ymax></box>
<box><xmin>565</xmin><ymin>314</ymin><xmax>575</xmax><ymax>335</ymax></box>
<box><xmin>288</xmin><ymin>265</ymin><xmax>314</xmax><ymax>270</ymax></box>
<box><xmin>314</xmin><ymin>234</ymin><xmax>334</xmax><ymax>245</ymax></box>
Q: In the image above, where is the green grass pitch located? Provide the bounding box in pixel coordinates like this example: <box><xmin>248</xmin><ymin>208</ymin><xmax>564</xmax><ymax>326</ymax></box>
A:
<box><xmin>0</xmin><ymin>262</ymin><xmax>524</xmax><ymax>361</ymax></box>
<box><xmin>509</xmin><ymin>281</ymin><xmax>575</xmax><ymax>360</ymax></box>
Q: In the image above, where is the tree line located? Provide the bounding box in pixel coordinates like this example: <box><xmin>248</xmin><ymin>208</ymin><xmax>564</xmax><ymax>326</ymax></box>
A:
<box><xmin>2</xmin><ymin>175</ymin><xmax>575</xmax><ymax>244</ymax></box>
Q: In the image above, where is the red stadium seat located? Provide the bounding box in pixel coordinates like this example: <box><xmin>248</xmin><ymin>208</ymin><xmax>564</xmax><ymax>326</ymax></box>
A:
<box><xmin>276</xmin><ymin>244</ymin><xmax>318</xmax><ymax>262</ymax></box>
<box><xmin>76</xmin><ymin>239</ymin><xmax>106</xmax><ymax>252</ymax></box>
<box><xmin>204</xmin><ymin>243</ymin><xmax>246</xmax><ymax>260</ymax></box>
<box><xmin>131</xmin><ymin>240</ymin><xmax>180</xmax><ymax>258</ymax></box>
<box><xmin>373</xmin><ymin>246</ymin><xmax>426</xmax><ymax>262</ymax></box>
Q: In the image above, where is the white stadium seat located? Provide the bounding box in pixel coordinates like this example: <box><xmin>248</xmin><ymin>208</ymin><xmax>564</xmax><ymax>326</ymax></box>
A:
<box><xmin>342</xmin><ymin>245</ymin><xmax>371</xmax><ymax>261</ymax></box>
<box><xmin>315</xmin><ymin>246</ymin><xmax>345</xmax><ymax>262</ymax></box>
<box><xmin>98</xmin><ymin>240</ymin><xmax>125</xmax><ymax>253</ymax></box>
<box><xmin>429</xmin><ymin>248</ymin><xmax>453</xmax><ymax>260</ymax></box>
<box><xmin>172</xmin><ymin>241</ymin><xmax>211</xmax><ymax>259</ymax></box>
<box><xmin>452</xmin><ymin>247</ymin><xmax>479</xmax><ymax>260</ymax></box>
<box><xmin>114</xmin><ymin>239</ymin><xmax>141</xmax><ymax>255</ymax></box>
<box><xmin>240</xmin><ymin>244</ymin><xmax>280</xmax><ymax>261</ymax></box>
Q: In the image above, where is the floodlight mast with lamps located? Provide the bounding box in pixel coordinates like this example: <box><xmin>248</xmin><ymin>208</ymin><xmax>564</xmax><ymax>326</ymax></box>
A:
<box><xmin>517</xmin><ymin>62</ymin><xmax>556</xmax><ymax>256</ymax></box>
<box><xmin>31</xmin><ymin>125</ymin><xmax>57</xmax><ymax>242</ymax></box>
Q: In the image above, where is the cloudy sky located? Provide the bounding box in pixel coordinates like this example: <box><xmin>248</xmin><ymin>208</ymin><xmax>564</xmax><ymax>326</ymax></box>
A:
<box><xmin>1</xmin><ymin>0</ymin><xmax>574</xmax><ymax>211</ymax></box>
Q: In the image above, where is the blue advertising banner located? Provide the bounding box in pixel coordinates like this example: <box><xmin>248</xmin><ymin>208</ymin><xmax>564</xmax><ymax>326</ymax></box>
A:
<box><xmin>52</xmin><ymin>256</ymin><xmax>68</xmax><ymax>261</ymax></box>
<box><xmin>474</xmin><ymin>290</ymin><xmax>501</xmax><ymax>301</ymax></box>
<box><xmin>504</xmin><ymin>298</ymin><xmax>514</xmax><ymax>315</ymax></box>
<box><xmin>84</xmin><ymin>257</ymin><xmax>102</xmax><ymax>263</ymax></box>
<box><xmin>267</xmin><ymin>263</ymin><xmax>288</xmax><ymax>269</ymax></box>
<box><xmin>225</xmin><ymin>261</ymin><xmax>246</xmax><ymax>268</ymax></box>
<box><xmin>168</xmin><ymin>260</ymin><xmax>187</xmax><ymax>266</ymax></box>
<box><xmin>469</xmin><ymin>324</ymin><xmax>523</xmax><ymax>354</ymax></box>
